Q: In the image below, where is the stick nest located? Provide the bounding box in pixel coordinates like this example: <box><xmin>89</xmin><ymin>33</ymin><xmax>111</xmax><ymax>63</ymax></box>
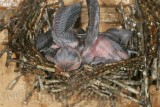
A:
<box><xmin>0</xmin><ymin>0</ymin><xmax>160</xmax><ymax>106</ymax></box>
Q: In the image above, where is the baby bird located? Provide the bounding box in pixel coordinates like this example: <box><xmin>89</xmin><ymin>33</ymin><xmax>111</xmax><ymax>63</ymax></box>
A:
<box><xmin>44</xmin><ymin>3</ymin><xmax>82</xmax><ymax>71</ymax></box>
<box><xmin>82</xmin><ymin>34</ymin><xmax>129</xmax><ymax>64</ymax></box>
<box><xmin>103</xmin><ymin>28</ymin><xmax>133</xmax><ymax>46</ymax></box>
<box><xmin>34</xmin><ymin>30</ymin><xmax>60</xmax><ymax>56</ymax></box>
<box><xmin>81</xmin><ymin>0</ymin><xmax>131</xmax><ymax>65</ymax></box>
<box><xmin>34</xmin><ymin>30</ymin><xmax>53</xmax><ymax>52</ymax></box>
<box><xmin>35</xmin><ymin>0</ymin><xmax>133</xmax><ymax>71</ymax></box>
<box><xmin>45</xmin><ymin>46</ymin><xmax>81</xmax><ymax>71</ymax></box>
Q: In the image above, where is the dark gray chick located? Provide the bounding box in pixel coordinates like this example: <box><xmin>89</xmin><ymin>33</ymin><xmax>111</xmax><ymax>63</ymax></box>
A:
<box><xmin>103</xmin><ymin>28</ymin><xmax>133</xmax><ymax>45</ymax></box>
<box><xmin>44</xmin><ymin>3</ymin><xmax>82</xmax><ymax>71</ymax></box>
<box><xmin>34</xmin><ymin>31</ymin><xmax>53</xmax><ymax>52</ymax></box>
<box><xmin>34</xmin><ymin>30</ymin><xmax>59</xmax><ymax>55</ymax></box>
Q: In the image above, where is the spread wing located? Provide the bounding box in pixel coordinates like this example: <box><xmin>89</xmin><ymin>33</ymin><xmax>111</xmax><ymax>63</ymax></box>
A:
<box><xmin>52</xmin><ymin>3</ymin><xmax>81</xmax><ymax>36</ymax></box>
<box><xmin>85</xmin><ymin>0</ymin><xmax>100</xmax><ymax>47</ymax></box>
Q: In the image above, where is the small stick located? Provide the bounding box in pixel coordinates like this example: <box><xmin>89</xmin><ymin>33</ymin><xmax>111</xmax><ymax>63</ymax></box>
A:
<box><xmin>44</xmin><ymin>8</ymin><xmax>52</xmax><ymax>29</ymax></box>
<box><xmin>121</xmin><ymin>80</ymin><xmax>142</xmax><ymax>86</ymax></box>
<box><xmin>10</xmin><ymin>59</ymin><xmax>56</xmax><ymax>73</ymax></box>
<box><xmin>135</xmin><ymin>0</ymin><xmax>145</xmax><ymax>54</ymax></box>
<box><xmin>92</xmin><ymin>88</ymin><xmax>110</xmax><ymax>97</ymax></box>
<box><xmin>91</xmin><ymin>80</ymin><xmax>118</xmax><ymax>91</ymax></box>
<box><xmin>10</xmin><ymin>58</ymin><xmax>70</xmax><ymax>77</ymax></box>
<box><xmin>70</xmin><ymin>89</ymin><xmax>92</xmax><ymax>107</ymax></box>
<box><xmin>37</xmin><ymin>75</ymin><xmax>44</xmax><ymax>91</ymax></box>
<box><xmin>91</xmin><ymin>80</ymin><xmax>143</xmax><ymax>104</ymax></box>
<box><xmin>61</xmin><ymin>96</ymin><xmax>69</xmax><ymax>107</ymax></box>
<box><xmin>98</xmin><ymin>96</ymin><xmax>107</xmax><ymax>107</ymax></box>
<box><xmin>6</xmin><ymin>73</ymin><xmax>22</xmax><ymax>90</ymax></box>
<box><xmin>44</xmin><ymin>79</ymin><xmax>64</xmax><ymax>84</ymax></box>
<box><xmin>156</xmin><ymin>28</ymin><xmax>160</xmax><ymax>90</ymax></box>
<box><xmin>5</xmin><ymin>50</ymin><xmax>12</xmax><ymax>67</ymax></box>
<box><xmin>44</xmin><ymin>84</ymin><xmax>67</xmax><ymax>89</ymax></box>
<box><xmin>0</xmin><ymin>46</ymin><xmax>7</xmax><ymax>58</ymax></box>
<box><xmin>117</xmin><ymin>3</ymin><xmax>128</xmax><ymax>29</ymax></box>
<box><xmin>100</xmin><ymin>89</ymin><xmax>143</xmax><ymax>105</ymax></box>
<box><xmin>23</xmin><ymin>80</ymin><xmax>38</xmax><ymax>105</ymax></box>
<box><xmin>50</xmin><ymin>87</ymin><xmax>67</xmax><ymax>93</ymax></box>
<box><xmin>109</xmin><ymin>95</ymin><xmax>116</xmax><ymax>107</ymax></box>
<box><xmin>102</xmin><ymin>75</ymin><xmax>129</xmax><ymax>80</ymax></box>
<box><xmin>152</xmin><ymin>58</ymin><xmax>158</xmax><ymax>80</ymax></box>
<box><xmin>136</xmin><ymin>1</ymin><xmax>151</xmax><ymax>106</ymax></box>
<box><xmin>119</xmin><ymin>91</ymin><xmax>144</xmax><ymax>105</ymax></box>
<box><xmin>107</xmin><ymin>79</ymin><xmax>140</xmax><ymax>95</ymax></box>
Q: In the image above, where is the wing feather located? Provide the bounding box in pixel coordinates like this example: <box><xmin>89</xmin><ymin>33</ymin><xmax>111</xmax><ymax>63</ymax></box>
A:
<box><xmin>53</xmin><ymin>3</ymin><xmax>81</xmax><ymax>36</ymax></box>
<box><xmin>85</xmin><ymin>0</ymin><xmax>100</xmax><ymax>46</ymax></box>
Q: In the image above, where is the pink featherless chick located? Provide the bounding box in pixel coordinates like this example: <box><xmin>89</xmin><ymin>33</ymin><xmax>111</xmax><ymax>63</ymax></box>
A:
<box><xmin>81</xmin><ymin>0</ymin><xmax>132</xmax><ymax>65</ymax></box>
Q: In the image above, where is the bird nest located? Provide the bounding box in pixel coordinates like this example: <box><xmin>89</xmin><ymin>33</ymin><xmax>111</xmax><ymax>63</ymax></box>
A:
<box><xmin>0</xmin><ymin>0</ymin><xmax>160</xmax><ymax>106</ymax></box>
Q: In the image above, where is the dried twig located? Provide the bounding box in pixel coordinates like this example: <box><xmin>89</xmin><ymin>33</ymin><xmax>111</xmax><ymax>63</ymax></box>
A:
<box><xmin>23</xmin><ymin>79</ymin><xmax>38</xmax><ymax>105</ymax></box>
<box><xmin>6</xmin><ymin>73</ymin><xmax>22</xmax><ymax>90</ymax></box>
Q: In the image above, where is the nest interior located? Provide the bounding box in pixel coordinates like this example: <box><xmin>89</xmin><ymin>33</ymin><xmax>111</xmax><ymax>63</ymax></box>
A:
<box><xmin>0</xmin><ymin>0</ymin><xmax>160</xmax><ymax>107</ymax></box>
